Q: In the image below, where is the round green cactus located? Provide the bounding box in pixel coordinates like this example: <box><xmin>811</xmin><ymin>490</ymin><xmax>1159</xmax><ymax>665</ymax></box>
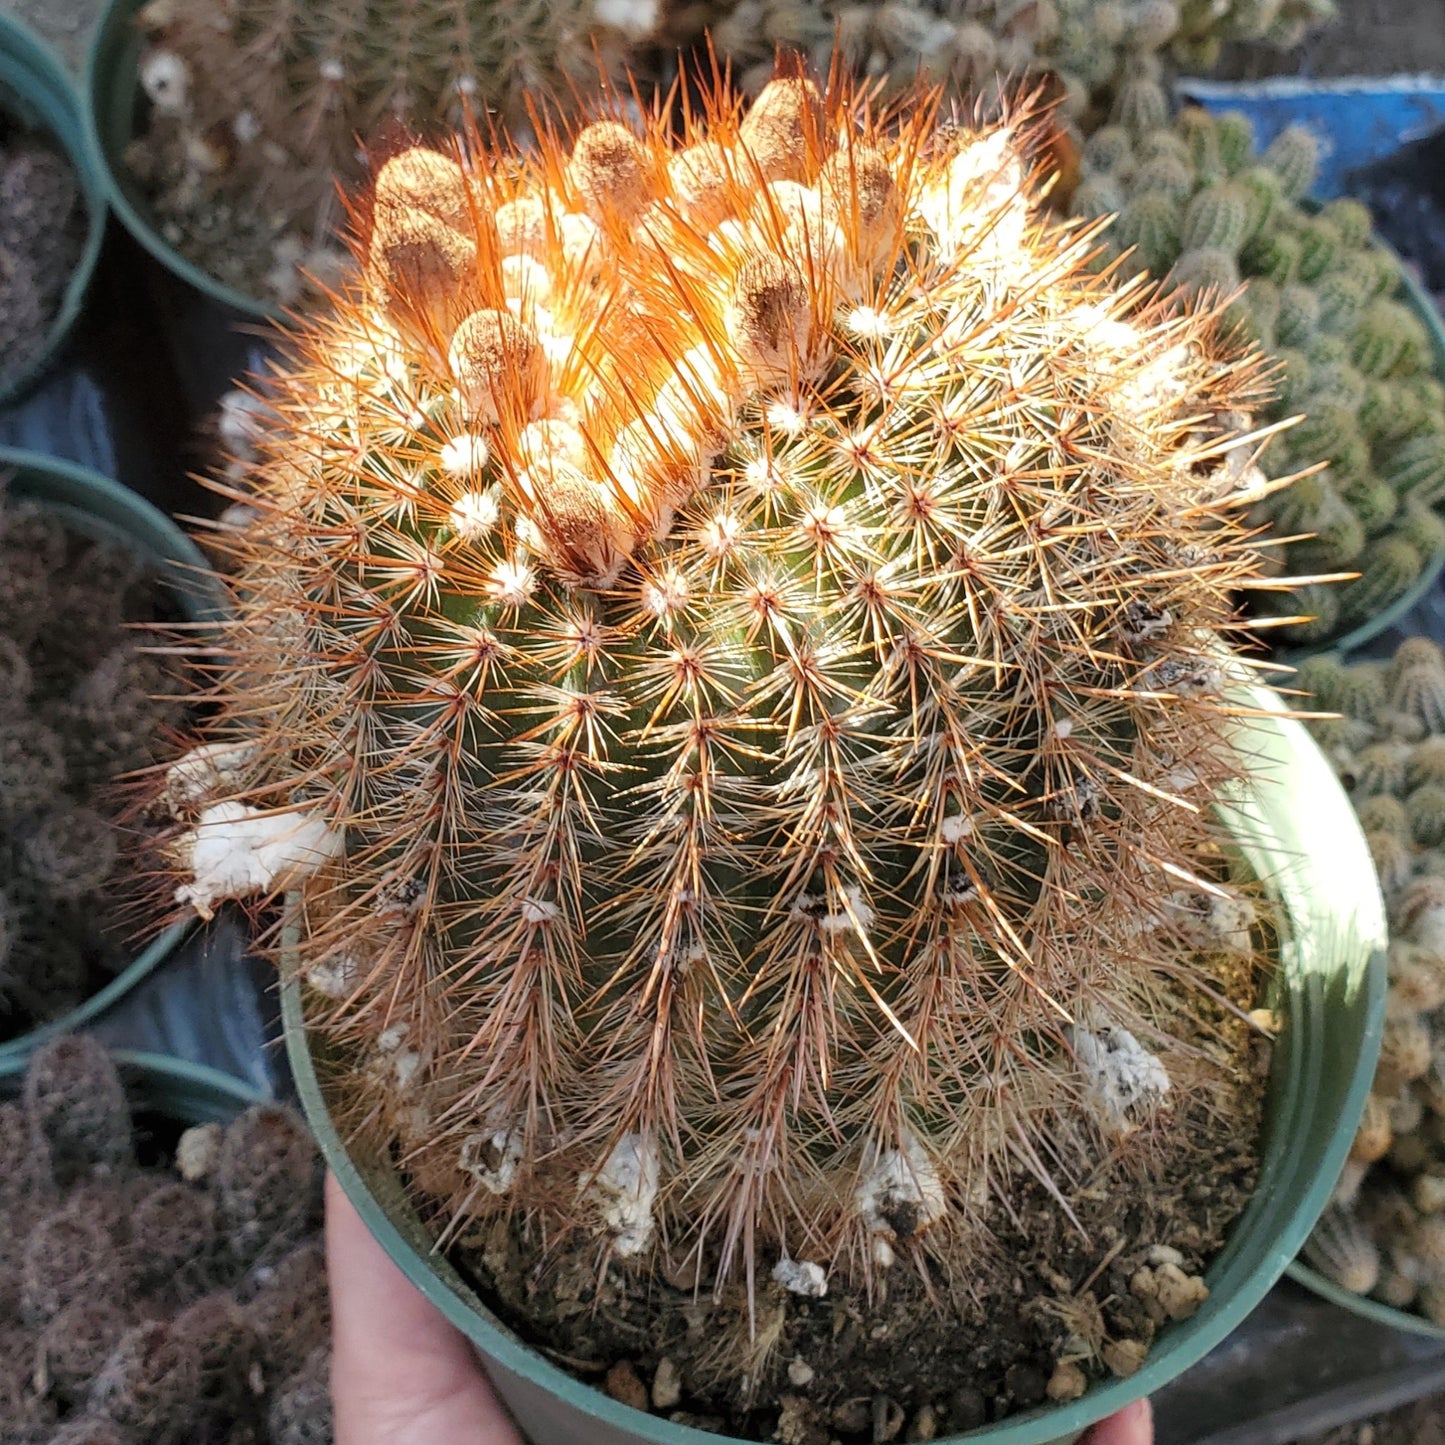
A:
<box><xmin>1276</xmin><ymin>281</ymin><xmax>1321</xmax><ymax>347</ymax></box>
<box><xmin>1409</xmin><ymin>783</ymin><xmax>1445</xmax><ymax>848</ymax></box>
<box><xmin>1341</xmin><ymin>535</ymin><xmax>1424</xmax><ymax>623</ymax></box>
<box><xmin>1288</xmin><ymin>405</ymin><xmax>1371</xmax><ymax>484</ymax></box>
<box><xmin>1357</xmin><ymin>793</ymin><xmax>1410</xmax><ymax>839</ymax></box>
<box><xmin>1305</xmin><ymin>358</ymin><xmax>1368</xmax><ymax>414</ymax></box>
<box><xmin>1113</xmin><ymin>73</ymin><xmax>1170</xmax><ymax>134</ymax></box>
<box><xmin>1240</xmin><ymin>228</ymin><xmax>1300</xmax><ymax>286</ymax></box>
<box><xmin>1322</xmin><ymin>196</ymin><xmax>1374</xmax><ymax>249</ymax></box>
<box><xmin>1297</xmin><ymin>216</ymin><xmax>1342</xmax><ymax>284</ymax></box>
<box><xmin>1071</xmin><ymin>173</ymin><xmax>1127</xmax><ymax>221</ymax></box>
<box><xmin>1171</xmin><ymin>244</ymin><xmax>1241</xmax><ymax>297</ymax></box>
<box><xmin>1181</xmin><ymin>182</ymin><xmax>1251</xmax><ymax>254</ymax></box>
<box><xmin>1384</xmin><ymin>434</ymin><xmax>1445</xmax><ymax>506</ymax></box>
<box><xmin>1262</xmin><ymin>123</ymin><xmax>1323</xmax><ymax>200</ymax></box>
<box><xmin>1276</xmin><ymin>581</ymin><xmax>1342</xmax><ymax>644</ymax></box>
<box><xmin>1083</xmin><ymin>124</ymin><xmax>1135</xmax><ymax>176</ymax></box>
<box><xmin>1352</xmin><ymin>299</ymin><xmax>1429</xmax><ymax>379</ymax></box>
<box><xmin>1133</xmin><ymin>152</ymin><xmax>1195</xmax><ymax>203</ymax></box>
<box><xmin>1115</xmin><ymin>189</ymin><xmax>1183</xmax><ymax>275</ymax></box>
<box><xmin>1235</xmin><ymin>164</ymin><xmax>1282</xmax><ymax>239</ymax></box>
<box><xmin>1315</xmin><ymin>267</ymin><xmax>1371</xmax><ymax>336</ymax></box>
<box><xmin>1398</xmin><ymin>495</ymin><xmax>1445</xmax><ymax>562</ymax></box>
<box><xmin>1340</xmin><ymin>472</ymin><xmax>1398</xmax><ymax>536</ymax></box>
<box><xmin>1175</xmin><ymin>106</ymin><xmax>1224</xmax><ymax>184</ymax></box>
<box><xmin>1213</xmin><ymin>111</ymin><xmax>1255</xmax><ymax>174</ymax></box>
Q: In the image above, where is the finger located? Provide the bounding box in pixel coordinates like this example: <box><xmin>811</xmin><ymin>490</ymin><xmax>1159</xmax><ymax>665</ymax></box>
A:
<box><xmin>1080</xmin><ymin>1398</ymin><xmax>1153</xmax><ymax>1445</ymax></box>
<box><xmin>326</xmin><ymin>1171</ymin><xmax>524</xmax><ymax>1445</ymax></box>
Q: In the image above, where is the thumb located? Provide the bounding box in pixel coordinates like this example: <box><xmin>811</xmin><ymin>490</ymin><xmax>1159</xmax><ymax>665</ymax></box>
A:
<box><xmin>326</xmin><ymin>1171</ymin><xmax>524</xmax><ymax>1445</ymax></box>
<box><xmin>1079</xmin><ymin>1399</ymin><xmax>1153</xmax><ymax>1445</ymax></box>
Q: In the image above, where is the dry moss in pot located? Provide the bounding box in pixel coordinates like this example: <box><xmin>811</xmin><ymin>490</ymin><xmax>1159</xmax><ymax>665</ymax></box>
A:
<box><xmin>0</xmin><ymin>449</ymin><xmax>222</xmax><ymax>1064</ymax></box>
<box><xmin>84</xmin><ymin>0</ymin><xmax>662</xmax><ymax>317</ymax></box>
<box><xmin>0</xmin><ymin>1035</ymin><xmax>332</xmax><ymax>1443</ymax></box>
<box><xmin>145</xmin><ymin>69</ymin><xmax>1383</xmax><ymax>1441</ymax></box>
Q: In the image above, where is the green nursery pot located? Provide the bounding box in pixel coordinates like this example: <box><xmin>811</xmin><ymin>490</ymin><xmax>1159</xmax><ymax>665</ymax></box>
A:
<box><xmin>0</xmin><ymin>14</ymin><xmax>107</xmax><ymax>408</ymax></box>
<box><xmin>0</xmin><ymin>447</ymin><xmax>227</xmax><ymax>1070</ymax></box>
<box><xmin>83</xmin><ymin>0</ymin><xmax>276</xmax><ymax>320</ymax></box>
<box><xmin>282</xmin><ymin>687</ymin><xmax>1388</xmax><ymax>1445</ymax></box>
<box><xmin>0</xmin><ymin>1045</ymin><xmax>265</xmax><ymax>1121</ymax></box>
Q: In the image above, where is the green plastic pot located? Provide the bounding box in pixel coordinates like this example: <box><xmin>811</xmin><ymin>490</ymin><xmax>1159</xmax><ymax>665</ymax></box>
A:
<box><xmin>0</xmin><ymin>446</ymin><xmax>227</xmax><ymax>1070</ymax></box>
<box><xmin>282</xmin><ymin>686</ymin><xmax>1387</xmax><ymax>1445</ymax></box>
<box><xmin>0</xmin><ymin>14</ymin><xmax>107</xmax><ymax>407</ymax></box>
<box><xmin>83</xmin><ymin>0</ymin><xmax>276</xmax><ymax>320</ymax></box>
<box><xmin>0</xmin><ymin>1044</ymin><xmax>265</xmax><ymax>1121</ymax></box>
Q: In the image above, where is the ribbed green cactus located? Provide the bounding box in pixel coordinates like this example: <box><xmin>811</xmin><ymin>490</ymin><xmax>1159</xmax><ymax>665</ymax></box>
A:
<box><xmin>1353</xmin><ymin>299</ymin><xmax>1429</xmax><ymax>379</ymax></box>
<box><xmin>1275</xmin><ymin>281</ymin><xmax>1321</xmax><ymax>347</ymax></box>
<box><xmin>1341</xmin><ymin>536</ymin><xmax>1424</xmax><ymax>623</ymax></box>
<box><xmin>1262</xmin><ymin>123</ymin><xmax>1323</xmax><ymax>202</ymax></box>
<box><xmin>1384</xmin><ymin>435</ymin><xmax>1445</xmax><ymax>507</ymax></box>
<box><xmin>1181</xmin><ymin>182</ymin><xmax>1250</xmax><ymax>253</ymax></box>
<box><xmin>1133</xmin><ymin>153</ymin><xmax>1195</xmax><ymax>203</ymax></box>
<box><xmin>1115</xmin><ymin>189</ymin><xmax>1183</xmax><ymax>276</ymax></box>
<box><xmin>152</xmin><ymin>75</ymin><xmax>1283</xmax><ymax>1345</ymax></box>
<box><xmin>1296</xmin><ymin>216</ymin><xmax>1341</xmax><ymax>284</ymax></box>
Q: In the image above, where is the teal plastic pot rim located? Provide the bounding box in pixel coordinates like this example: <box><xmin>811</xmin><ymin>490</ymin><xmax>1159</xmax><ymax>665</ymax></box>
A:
<box><xmin>0</xmin><ymin>1044</ymin><xmax>267</xmax><ymax>1118</ymax></box>
<box><xmin>82</xmin><ymin>0</ymin><xmax>278</xmax><ymax>320</ymax></box>
<box><xmin>282</xmin><ymin>686</ymin><xmax>1387</xmax><ymax>1445</ymax></box>
<box><xmin>0</xmin><ymin>448</ymin><xmax>227</xmax><ymax>1067</ymax></box>
<box><xmin>1275</xmin><ymin>243</ymin><xmax>1445</xmax><ymax>661</ymax></box>
<box><xmin>0</xmin><ymin>13</ymin><xmax>107</xmax><ymax>407</ymax></box>
<box><xmin>1286</xmin><ymin>1261</ymin><xmax>1445</xmax><ymax>1340</ymax></box>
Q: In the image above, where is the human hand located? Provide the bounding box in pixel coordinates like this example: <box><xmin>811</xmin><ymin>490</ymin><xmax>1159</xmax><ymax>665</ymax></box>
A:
<box><xmin>1080</xmin><ymin>1399</ymin><xmax>1153</xmax><ymax>1444</ymax></box>
<box><xmin>326</xmin><ymin>1171</ymin><xmax>525</xmax><ymax>1445</ymax></box>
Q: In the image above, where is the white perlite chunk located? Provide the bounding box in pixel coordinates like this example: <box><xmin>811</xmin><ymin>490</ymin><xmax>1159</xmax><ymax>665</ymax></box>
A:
<box><xmin>175</xmin><ymin>1123</ymin><xmax>223</xmax><ymax>1183</ymax></box>
<box><xmin>174</xmin><ymin>800</ymin><xmax>344</xmax><ymax>918</ymax></box>
<box><xmin>160</xmin><ymin>741</ymin><xmax>260</xmax><ymax>815</ymax></box>
<box><xmin>855</xmin><ymin>1132</ymin><xmax>947</xmax><ymax>1267</ymax></box>
<box><xmin>773</xmin><ymin>1258</ymin><xmax>829</xmax><ymax>1297</ymax></box>
<box><xmin>1072</xmin><ymin>1017</ymin><xmax>1171</xmax><ymax>1136</ymax></box>
<box><xmin>587</xmin><ymin>1133</ymin><xmax>660</xmax><ymax>1256</ymax></box>
<box><xmin>460</xmin><ymin>1126</ymin><xmax>525</xmax><ymax>1196</ymax></box>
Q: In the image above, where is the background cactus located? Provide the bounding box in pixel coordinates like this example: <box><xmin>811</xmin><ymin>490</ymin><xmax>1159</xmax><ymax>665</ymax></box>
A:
<box><xmin>1071</xmin><ymin>105</ymin><xmax>1445</xmax><ymax>645</ymax></box>
<box><xmin>127</xmin><ymin>0</ymin><xmax>661</xmax><ymax>307</ymax></box>
<box><xmin>1</xmin><ymin>1040</ymin><xmax>330</xmax><ymax>1439</ymax></box>
<box><xmin>154</xmin><ymin>70</ymin><xmax>1283</xmax><ymax>1418</ymax></box>
<box><xmin>0</xmin><ymin>492</ymin><xmax>192</xmax><ymax>1043</ymax></box>
<box><xmin>1297</xmin><ymin>640</ymin><xmax>1445</xmax><ymax>1327</ymax></box>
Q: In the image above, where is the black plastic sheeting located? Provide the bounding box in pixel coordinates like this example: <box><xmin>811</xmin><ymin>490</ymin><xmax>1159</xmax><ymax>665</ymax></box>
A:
<box><xmin>12</xmin><ymin>148</ymin><xmax>1445</xmax><ymax>1439</ymax></box>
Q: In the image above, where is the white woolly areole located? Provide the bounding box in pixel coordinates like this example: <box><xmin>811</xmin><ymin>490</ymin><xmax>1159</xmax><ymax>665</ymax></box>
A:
<box><xmin>790</xmin><ymin>885</ymin><xmax>875</xmax><ymax>936</ymax></box>
<box><xmin>460</xmin><ymin>1127</ymin><xmax>525</xmax><ymax>1196</ymax></box>
<box><xmin>855</xmin><ymin>1132</ymin><xmax>947</xmax><ymax>1255</ymax></box>
<box><xmin>593</xmin><ymin>0</ymin><xmax>660</xmax><ymax>37</ymax></box>
<box><xmin>1072</xmin><ymin>1016</ymin><xmax>1171</xmax><ymax>1137</ymax></box>
<box><xmin>587</xmin><ymin>1133</ymin><xmax>660</xmax><ymax>1256</ymax></box>
<box><xmin>174</xmin><ymin>801</ymin><xmax>343</xmax><ymax>919</ymax></box>
<box><xmin>161</xmin><ymin>741</ymin><xmax>260</xmax><ymax>815</ymax></box>
<box><xmin>140</xmin><ymin>51</ymin><xmax>189</xmax><ymax>114</ymax></box>
<box><xmin>448</xmin><ymin>489</ymin><xmax>500</xmax><ymax>541</ymax></box>
<box><xmin>773</xmin><ymin>1259</ymin><xmax>829</xmax><ymax>1297</ymax></box>
<box><xmin>304</xmin><ymin>953</ymin><xmax>360</xmax><ymax>1000</ymax></box>
<box><xmin>520</xmin><ymin>897</ymin><xmax>560</xmax><ymax>925</ymax></box>
<box><xmin>487</xmin><ymin>559</ymin><xmax>535</xmax><ymax>608</ymax></box>
<box><xmin>439</xmin><ymin>433</ymin><xmax>489</xmax><ymax>477</ymax></box>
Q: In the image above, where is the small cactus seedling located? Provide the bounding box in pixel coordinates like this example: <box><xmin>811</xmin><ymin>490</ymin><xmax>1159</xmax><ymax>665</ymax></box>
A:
<box><xmin>23</xmin><ymin>1036</ymin><xmax>134</xmax><ymax>1189</ymax></box>
<box><xmin>154</xmin><ymin>67</ymin><xmax>1290</xmax><ymax>1414</ymax></box>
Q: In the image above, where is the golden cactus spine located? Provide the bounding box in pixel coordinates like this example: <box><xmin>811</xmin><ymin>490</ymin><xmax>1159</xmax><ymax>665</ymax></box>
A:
<box><xmin>160</xmin><ymin>68</ymin><xmax>1283</xmax><ymax>1298</ymax></box>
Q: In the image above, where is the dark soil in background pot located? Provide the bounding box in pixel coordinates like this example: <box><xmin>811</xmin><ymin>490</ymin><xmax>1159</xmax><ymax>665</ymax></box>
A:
<box><xmin>409</xmin><ymin>952</ymin><xmax>1272</xmax><ymax>1443</ymax></box>
<box><xmin>0</xmin><ymin>488</ymin><xmax>188</xmax><ymax>1042</ymax></box>
<box><xmin>0</xmin><ymin>119</ymin><xmax>84</xmax><ymax>392</ymax></box>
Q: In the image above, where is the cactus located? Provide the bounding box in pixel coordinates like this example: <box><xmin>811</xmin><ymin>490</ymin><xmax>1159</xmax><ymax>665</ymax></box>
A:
<box><xmin>1069</xmin><ymin>173</ymin><xmax>1126</xmax><ymax>223</ymax></box>
<box><xmin>1261</xmin><ymin>123</ymin><xmax>1322</xmax><ymax>201</ymax></box>
<box><xmin>19</xmin><ymin>806</ymin><xmax>119</xmax><ymax>902</ymax></box>
<box><xmin>1082</xmin><ymin>124</ymin><xmax>1134</xmax><ymax>176</ymax></box>
<box><xmin>215</xmin><ymin>1105</ymin><xmax>321</xmax><ymax>1269</ymax></box>
<box><xmin>1341</xmin><ymin>536</ymin><xmax>1424</xmax><ymax>624</ymax></box>
<box><xmin>1285</xmin><ymin>406</ymin><xmax>1370</xmax><ymax>486</ymax></box>
<box><xmin>37</xmin><ymin>1299</ymin><xmax>137</xmax><ymax>1405</ymax></box>
<box><xmin>146</xmin><ymin>71</ymin><xmax>1303</xmax><ymax>1339</ymax></box>
<box><xmin>1180</xmin><ymin>182</ymin><xmax>1250</xmax><ymax>254</ymax></box>
<box><xmin>1234</xmin><ymin>164</ymin><xmax>1281</xmax><ymax>240</ymax></box>
<box><xmin>1275</xmin><ymin>581</ymin><xmax>1340</xmax><ymax>644</ymax></box>
<box><xmin>1356</xmin><ymin>794</ymin><xmax>1409</xmax><ymax>840</ymax></box>
<box><xmin>1296</xmin><ymin>216</ymin><xmax>1341</xmax><ymax>284</ymax></box>
<box><xmin>1302</xmin><ymin>1207</ymin><xmax>1380</xmax><ymax>1294</ymax></box>
<box><xmin>1322</xmin><ymin>196</ymin><xmax>1374</xmax><ymax>250</ymax></box>
<box><xmin>1175</xmin><ymin>107</ymin><xmax>1222</xmax><ymax>185</ymax></box>
<box><xmin>240</xmin><ymin>1239</ymin><xmax>330</xmax><ymax>1377</ymax></box>
<box><xmin>1353</xmin><ymin>299</ymin><xmax>1429</xmax><ymax>380</ymax></box>
<box><xmin>1170</xmin><ymin>244</ymin><xmax>1240</xmax><ymax>298</ymax></box>
<box><xmin>128</xmin><ymin>1182</ymin><xmax>218</xmax><ymax>1302</ymax></box>
<box><xmin>1113</xmin><ymin>72</ymin><xmax>1170</xmax><ymax>134</ymax></box>
<box><xmin>1240</xmin><ymin>228</ymin><xmax>1298</xmax><ymax>286</ymax></box>
<box><xmin>1132</xmin><ymin>152</ymin><xmax>1194</xmax><ymax>204</ymax></box>
<box><xmin>87</xmin><ymin>1320</ymin><xmax>203</xmax><ymax>1445</ymax></box>
<box><xmin>1347</xmin><ymin>742</ymin><xmax>1408</xmax><ymax>798</ymax></box>
<box><xmin>1384</xmin><ymin>435</ymin><xmax>1445</xmax><ymax>507</ymax></box>
<box><xmin>267</xmin><ymin>1345</ymin><xmax>333</xmax><ymax>1445</ymax></box>
<box><xmin>1304</xmin><ymin>359</ymin><xmax>1367</xmax><ymax>414</ymax></box>
<box><xmin>1315</xmin><ymin>267</ymin><xmax>1370</xmax><ymax>337</ymax></box>
<box><xmin>1390</xmin><ymin>640</ymin><xmax>1445</xmax><ymax>735</ymax></box>
<box><xmin>24</xmin><ymin>1036</ymin><xmax>133</xmax><ymax>1188</ymax></box>
<box><xmin>129</xmin><ymin>0</ymin><xmax>657</xmax><ymax>308</ymax></box>
<box><xmin>1115</xmin><ymin>189</ymin><xmax>1182</xmax><ymax>275</ymax></box>
<box><xmin>1399</xmin><ymin>496</ymin><xmax>1445</xmax><ymax>568</ymax></box>
<box><xmin>20</xmin><ymin>1206</ymin><xmax>122</xmax><ymax>1327</ymax></box>
<box><xmin>1275</xmin><ymin>282</ymin><xmax>1320</xmax><ymax>348</ymax></box>
<box><xmin>1214</xmin><ymin>111</ymin><xmax>1256</xmax><ymax>175</ymax></box>
<box><xmin>1340</xmin><ymin>472</ymin><xmax>1398</xmax><ymax>538</ymax></box>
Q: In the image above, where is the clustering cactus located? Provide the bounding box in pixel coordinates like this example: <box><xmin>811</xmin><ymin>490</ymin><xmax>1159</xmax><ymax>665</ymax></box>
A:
<box><xmin>156</xmin><ymin>69</ymin><xmax>1285</xmax><ymax>1420</ymax></box>
<box><xmin>1073</xmin><ymin>107</ymin><xmax>1445</xmax><ymax>645</ymax></box>
<box><xmin>0</xmin><ymin>132</ymin><xmax>85</xmax><ymax>389</ymax></box>
<box><xmin>1297</xmin><ymin>640</ymin><xmax>1445</xmax><ymax>1325</ymax></box>
<box><xmin>127</xmin><ymin>0</ymin><xmax>660</xmax><ymax>307</ymax></box>
<box><xmin>1</xmin><ymin>1037</ymin><xmax>331</xmax><ymax>1442</ymax></box>
<box><xmin>0</xmin><ymin>492</ymin><xmax>191</xmax><ymax>1042</ymax></box>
